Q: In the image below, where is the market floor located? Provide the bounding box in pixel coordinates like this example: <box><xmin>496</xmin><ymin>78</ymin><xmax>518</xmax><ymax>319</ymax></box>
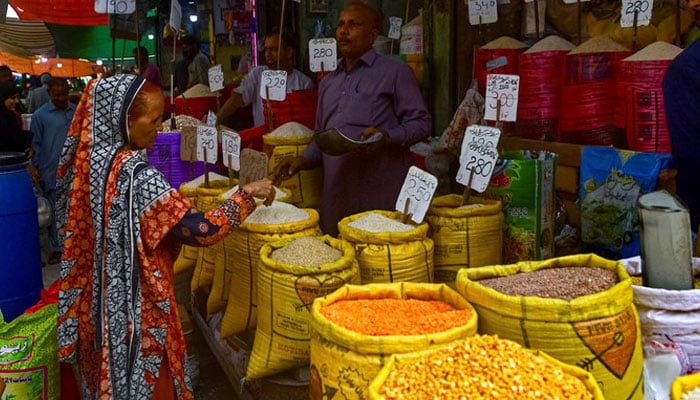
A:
<box><xmin>40</xmin><ymin>229</ymin><xmax>238</xmax><ymax>399</ymax></box>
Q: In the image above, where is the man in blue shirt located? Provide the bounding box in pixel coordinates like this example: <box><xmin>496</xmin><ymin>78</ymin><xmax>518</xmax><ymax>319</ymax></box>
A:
<box><xmin>29</xmin><ymin>77</ymin><xmax>76</xmax><ymax>265</ymax></box>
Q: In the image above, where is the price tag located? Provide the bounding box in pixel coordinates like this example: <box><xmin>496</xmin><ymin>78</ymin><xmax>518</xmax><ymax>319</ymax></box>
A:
<box><xmin>394</xmin><ymin>166</ymin><xmax>438</xmax><ymax>224</ymax></box>
<box><xmin>180</xmin><ymin>127</ymin><xmax>197</xmax><ymax>161</ymax></box>
<box><xmin>259</xmin><ymin>70</ymin><xmax>287</xmax><ymax>101</ymax></box>
<box><xmin>206</xmin><ymin>110</ymin><xmax>217</xmax><ymax>127</ymax></box>
<box><xmin>239</xmin><ymin>149</ymin><xmax>269</xmax><ymax>185</ymax></box>
<box><xmin>309</xmin><ymin>38</ymin><xmax>337</xmax><ymax>72</ymax></box>
<box><xmin>208</xmin><ymin>64</ymin><xmax>224</xmax><ymax>92</ymax></box>
<box><xmin>388</xmin><ymin>17</ymin><xmax>403</xmax><ymax>39</ymax></box>
<box><xmin>620</xmin><ymin>0</ymin><xmax>652</xmax><ymax>28</ymax></box>
<box><xmin>95</xmin><ymin>0</ymin><xmax>135</xmax><ymax>14</ymax></box>
<box><xmin>484</xmin><ymin>74</ymin><xmax>520</xmax><ymax>122</ymax></box>
<box><xmin>221</xmin><ymin>129</ymin><xmax>241</xmax><ymax>171</ymax></box>
<box><xmin>468</xmin><ymin>0</ymin><xmax>498</xmax><ymax>25</ymax></box>
<box><xmin>456</xmin><ymin>125</ymin><xmax>501</xmax><ymax>192</ymax></box>
<box><xmin>196</xmin><ymin>125</ymin><xmax>218</xmax><ymax>164</ymax></box>
<box><xmin>168</xmin><ymin>0</ymin><xmax>182</xmax><ymax>30</ymax></box>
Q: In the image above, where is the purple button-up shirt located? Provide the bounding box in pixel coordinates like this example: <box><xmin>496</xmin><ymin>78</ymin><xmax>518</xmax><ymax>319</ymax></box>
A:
<box><xmin>302</xmin><ymin>48</ymin><xmax>432</xmax><ymax>236</ymax></box>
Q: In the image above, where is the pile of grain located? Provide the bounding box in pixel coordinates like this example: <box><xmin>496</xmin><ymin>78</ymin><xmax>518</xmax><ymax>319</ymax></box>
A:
<box><xmin>181</xmin><ymin>172</ymin><xmax>229</xmax><ymax>189</ymax></box>
<box><xmin>161</xmin><ymin>114</ymin><xmax>202</xmax><ymax>131</ymax></box>
<box><xmin>267</xmin><ymin>121</ymin><xmax>313</xmax><ymax>138</ymax></box>
<box><xmin>180</xmin><ymin>83</ymin><xmax>216</xmax><ymax>98</ymax></box>
<box><xmin>270</xmin><ymin>236</ymin><xmax>342</xmax><ymax>267</ymax></box>
<box><xmin>347</xmin><ymin>212</ymin><xmax>414</xmax><ymax>233</ymax></box>
<box><xmin>683</xmin><ymin>386</ymin><xmax>700</xmax><ymax>400</ymax></box>
<box><xmin>623</xmin><ymin>41</ymin><xmax>682</xmax><ymax>61</ymax></box>
<box><xmin>244</xmin><ymin>201</ymin><xmax>309</xmax><ymax>224</ymax></box>
<box><xmin>222</xmin><ymin>185</ymin><xmax>287</xmax><ymax>200</ymax></box>
<box><xmin>525</xmin><ymin>35</ymin><xmax>575</xmax><ymax>53</ymax></box>
<box><xmin>480</xmin><ymin>36</ymin><xmax>528</xmax><ymax>49</ymax></box>
<box><xmin>569</xmin><ymin>35</ymin><xmax>628</xmax><ymax>54</ymax></box>
<box><xmin>456</xmin><ymin>203</ymin><xmax>485</xmax><ymax>210</ymax></box>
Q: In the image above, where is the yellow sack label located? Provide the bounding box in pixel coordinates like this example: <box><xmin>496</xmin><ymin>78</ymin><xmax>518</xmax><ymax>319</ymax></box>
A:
<box><xmin>266</xmin><ymin>140</ymin><xmax>322</xmax><ymax>208</ymax></box>
<box><xmin>456</xmin><ymin>253</ymin><xmax>644</xmax><ymax>400</ymax></box>
<box><xmin>309</xmin><ymin>282</ymin><xmax>478</xmax><ymax>400</ymax></box>
<box><xmin>246</xmin><ymin>236</ymin><xmax>361</xmax><ymax>380</ymax></box>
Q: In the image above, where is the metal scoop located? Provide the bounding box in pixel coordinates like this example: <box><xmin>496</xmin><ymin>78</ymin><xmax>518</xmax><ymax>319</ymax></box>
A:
<box><xmin>313</xmin><ymin>128</ymin><xmax>384</xmax><ymax>156</ymax></box>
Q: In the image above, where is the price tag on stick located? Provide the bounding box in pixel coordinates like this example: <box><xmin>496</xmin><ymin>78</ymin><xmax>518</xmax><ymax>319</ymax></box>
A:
<box><xmin>180</xmin><ymin>127</ymin><xmax>197</xmax><ymax>162</ymax></box>
<box><xmin>221</xmin><ymin>129</ymin><xmax>241</xmax><ymax>171</ymax></box>
<box><xmin>388</xmin><ymin>17</ymin><xmax>403</xmax><ymax>39</ymax></box>
<box><xmin>196</xmin><ymin>125</ymin><xmax>218</xmax><ymax>164</ymax></box>
<box><xmin>309</xmin><ymin>38</ymin><xmax>337</xmax><ymax>73</ymax></box>
<box><xmin>485</xmin><ymin>74</ymin><xmax>520</xmax><ymax>122</ymax></box>
<box><xmin>456</xmin><ymin>125</ymin><xmax>501</xmax><ymax>193</ymax></box>
<box><xmin>394</xmin><ymin>166</ymin><xmax>438</xmax><ymax>224</ymax></box>
<box><xmin>620</xmin><ymin>0</ymin><xmax>651</xmax><ymax>27</ymax></box>
<box><xmin>260</xmin><ymin>70</ymin><xmax>288</xmax><ymax>101</ymax></box>
<box><xmin>208</xmin><ymin>64</ymin><xmax>225</xmax><ymax>93</ymax></box>
<box><xmin>468</xmin><ymin>0</ymin><xmax>498</xmax><ymax>25</ymax></box>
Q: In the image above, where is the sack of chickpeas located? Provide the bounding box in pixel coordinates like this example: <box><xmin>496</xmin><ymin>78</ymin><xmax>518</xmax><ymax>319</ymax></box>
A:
<box><xmin>672</xmin><ymin>371</ymin><xmax>700</xmax><ymax>400</ymax></box>
<box><xmin>425</xmin><ymin>194</ymin><xmax>503</xmax><ymax>286</ymax></box>
<box><xmin>455</xmin><ymin>253</ymin><xmax>645</xmax><ymax>400</ymax></box>
<box><xmin>369</xmin><ymin>334</ymin><xmax>604</xmax><ymax>400</ymax></box>
<box><xmin>218</xmin><ymin>201</ymin><xmax>321</xmax><ymax>339</ymax></box>
<box><xmin>309</xmin><ymin>282</ymin><xmax>477</xmax><ymax>400</ymax></box>
<box><xmin>264</xmin><ymin>122</ymin><xmax>323</xmax><ymax>208</ymax></box>
<box><xmin>205</xmin><ymin>184</ymin><xmax>292</xmax><ymax>316</ymax></box>
<box><xmin>246</xmin><ymin>235</ymin><xmax>360</xmax><ymax>380</ymax></box>
<box><xmin>337</xmin><ymin>210</ymin><xmax>434</xmax><ymax>284</ymax></box>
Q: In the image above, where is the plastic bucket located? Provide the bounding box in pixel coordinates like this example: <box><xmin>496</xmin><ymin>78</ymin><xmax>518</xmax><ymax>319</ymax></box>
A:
<box><xmin>0</xmin><ymin>152</ymin><xmax>43</xmax><ymax>322</ymax></box>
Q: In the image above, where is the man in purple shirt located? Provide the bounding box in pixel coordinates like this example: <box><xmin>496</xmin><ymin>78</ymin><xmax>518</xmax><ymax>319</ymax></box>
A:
<box><xmin>133</xmin><ymin>46</ymin><xmax>163</xmax><ymax>87</ymax></box>
<box><xmin>274</xmin><ymin>0</ymin><xmax>431</xmax><ymax>236</ymax></box>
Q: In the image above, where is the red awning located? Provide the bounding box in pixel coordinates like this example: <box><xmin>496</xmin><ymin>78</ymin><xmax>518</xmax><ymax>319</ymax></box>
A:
<box><xmin>0</xmin><ymin>51</ymin><xmax>98</xmax><ymax>77</ymax></box>
<box><xmin>9</xmin><ymin>0</ymin><xmax>108</xmax><ymax>26</ymax></box>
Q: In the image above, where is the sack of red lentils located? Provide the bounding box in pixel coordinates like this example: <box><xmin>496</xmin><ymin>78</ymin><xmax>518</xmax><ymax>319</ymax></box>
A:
<box><xmin>455</xmin><ymin>253</ymin><xmax>645</xmax><ymax>400</ymax></box>
<box><xmin>0</xmin><ymin>304</ymin><xmax>59</xmax><ymax>400</ymax></box>
<box><xmin>246</xmin><ymin>236</ymin><xmax>360</xmax><ymax>380</ymax></box>
<box><xmin>219</xmin><ymin>202</ymin><xmax>321</xmax><ymax>339</ymax></box>
<box><xmin>337</xmin><ymin>210</ymin><xmax>434</xmax><ymax>284</ymax></box>
<box><xmin>369</xmin><ymin>335</ymin><xmax>604</xmax><ymax>400</ymax></box>
<box><xmin>671</xmin><ymin>371</ymin><xmax>700</xmax><ymax>400</ymax></box>
<box><xmin>309</xmin><ymin>282</ymin><xmax>477</xmax><ymax>400</ymax></box>
<box><xmin>425</xmin><ymin>194</ymin><xmax>503</xmax><ymax>286</ymax></box>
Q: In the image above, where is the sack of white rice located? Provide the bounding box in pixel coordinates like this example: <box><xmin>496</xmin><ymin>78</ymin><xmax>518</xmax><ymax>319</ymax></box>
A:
<box><xmin>246</xmin><ymin>236</ymin><xmax>360</xmax><ymax>380</ymax></box>
<box><xmin>219</xmin><ymin>201</ymin><xmax>321</xmax><ymax>338</ymax></box>
<box><xmin>337</xmin><ymin>210</ymin><xmax>434</xmax><ymax>284</ymax></box>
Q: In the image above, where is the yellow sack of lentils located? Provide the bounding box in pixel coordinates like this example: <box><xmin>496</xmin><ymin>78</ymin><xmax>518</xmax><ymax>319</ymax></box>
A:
<box><xmin>309</xmin><ymin>282</ymin><xmax>477</xmax><ymax>400</ymax></box>
<box><xmin>189</xmin><ymin>177</ymin><xmax>236</xmax><ymax>292</ymax></box>
<box><xmin>369</xmin><ymin>335</ymin><xmax>604</xmax><ymax>400</ymax></box>
<box><xmin>425</xmin><ymin>194</ymin><xmax>503</xmax><ymax>286</ymax></box>
<box><xmin>337</xmin><ymin>210</ymin><xmax>434</xmax><ymax>284</ymax></box>
<box><xmin>264</xmin><ymin>129</ymin><xmax>322</xmax><ymax>208</ymax></box>
<box><xmin>219</xmin><ymin>202</ymin><xmax>321</xmax><ymax>338</ymax></box>
<box><xmin>672</xmin><ymin>371</ymin><xmax>700</xmax><ymax>400</ymax></box>
<box><xmin>246</xmin><ymin>235</ymin><xmax>360</xmax><ymax>380</ymax></box>
<box><xmin>455</xmin><ymin>253</ymin><xmax>644</xmax><ymax>400</ymax></box>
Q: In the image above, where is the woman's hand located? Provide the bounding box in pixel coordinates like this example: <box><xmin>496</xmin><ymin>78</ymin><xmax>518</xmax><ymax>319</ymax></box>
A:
<box><xmin>241</xmin><ymin>178</ymin><xmax>275</xmax><ymax>206</ymax></box>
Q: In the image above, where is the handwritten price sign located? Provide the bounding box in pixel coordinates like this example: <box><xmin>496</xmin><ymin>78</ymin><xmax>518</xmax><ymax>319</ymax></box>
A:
<box><xmin>206</xmin><ymin>110</ymin><xmax>217</xmax><ymax>127</ymax></box>
<box><xmin>180</xmin><ymin>127</ymin><xmax>197</xmax><ymax>161</ymax></box>
<box><xmin>620</xmin><ymin>0</ymin><xmax>651</xmax><ymax>28</ymax></box>
<box><xmin>457</xmin><ymin>125</ymin><xmax>501</xmax><ymax>192</ymax></box>
<box><xmin>239</xmin><ymin>149</ymin><xmax>268</xmax><ymax>186</ymax></box>
<box><xmin>208</xmin><ymin>64</ymin><xmax>224</xmax><ymax>92</ymax></box>
<box><xmin>395</xmin><ymin>166</ymin><xmax>438</xmax><ymax>224</ymax></box>
<box><xmin>468</xmin><ymin>0</ymin><xmax>497</xmax><ymax>25</ymax></box>
<box><xmin>221</xmin><ymin>129</ymin><xmax>241</xmax><ymax>171</ymax></box>
<box><xmin>388</xmin><ymin>16</ymin><xmax>403</xmax><ymax>39</ymax></box>
<box><xmin>260</xmin><ymin>70</ymin><xmax>287</xmax><ymax>101</ymax></box>
<box><xmin>485</xmin><ymin>74</ymin><xmax>520</xmax><ymax>122</ymax></box>
<box><xmin>196</xmin><ymin>125</ymin><xmax>218</xmax><ymax>164</ymax></box>
<box><xmin>95</xmin><ymin>0</ymin><xmax>135</xmax><ymax>14</ymax></box>
<box><xmin>309</xmin><ymin>38</ymin><xmax>337</xmax><ymax>72</ymax></box>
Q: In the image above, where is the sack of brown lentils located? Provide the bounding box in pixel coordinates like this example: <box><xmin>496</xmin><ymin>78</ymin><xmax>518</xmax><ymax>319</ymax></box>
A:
<box><xmin>309</xmin><ymin>282</ymin><xmax>477</xmax><ymax>400</ymax></box>
<box><xmin>455</xmin><ymin>253</ymin><xmax>645</xmax><ymax>400</ymax></box>
<box><xmin>337</xmin><ymin>210</ymin><xmax>434</xmax><ymax>284</ymax></box>
<box><xmin>246</xmin><ymin>235</ymin><xmax>360</xmax><ymax>380</ymax></box>
<box><xmin>425</xmin><ymin>194</ymin><xmax>503</xmax><ymax>286</ymax></box>
<box><xmin>369</xmin><ymin>334</ymin><xmax>604</xmax><ymax>400</ymax></box>
<box><xmin>219</xmin><ymin>202</ymin><xmax>321</xmax><ymax>338</ymax></box>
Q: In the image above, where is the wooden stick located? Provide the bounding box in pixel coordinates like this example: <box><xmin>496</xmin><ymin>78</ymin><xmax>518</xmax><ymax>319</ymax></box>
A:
<box><xmin>534</xmin><ymin>0</ymin><xmax>540</xmax><ymax>40</ymax></box>
<box><xmin>203</xmin><ymin>146</ymin><xmax>210</xmax><ymax>188</ymax></box>
<box><xmin>265</xmin><ymin>85</ymin><xmax>274</xmax><ymax>132</ymax></box>
<box><xmin>277</xmin><ymin>0</ymin><xmax>287</xmax><ymax>70</ymax></box>
<box><xmin>461</xmin><ymin>168</ymin><xmax>475</xmax><ymax>206</ymax></box>
<box><xmin>402</xmin><ymin>197</ymin><xmax>411</xmax><ymax>224</ymax></box>
<box><xmin>632</xmin><ymin>10</ymin><xmax>639</xmax><ymax>53</ymax></box>
<box><xmin>228</xmin><ymin>154</ymin><xmax>234</xmax><ymax>187</ymax></box>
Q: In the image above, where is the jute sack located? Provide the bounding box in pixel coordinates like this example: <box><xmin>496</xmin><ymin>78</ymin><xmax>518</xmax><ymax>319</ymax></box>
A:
<box><xmin>455</xmin><ymin>253</ymin><xmax>645</xmax><ymax>400</ymax></box>
<box><xmin>425</xmin><ymin>194</ymin><xmax>503</xmax><ymax>286</ymax></box>
<box><xmin>264</xmin><ymin>132</ymin><xmax>322</xmax><ymax>208</ymax></box>
<box><xmin>246</xmin><ymin>236</ymin><xmax>360</xmax><ymax>380</ymax></box>
<box><xmin>175</xmin><ymin>172</ymin><xmax>231</xmax><ymax>277</ymax></box>
<box><xmin>337</xmin><ymin>210</ymin><xmax>434</xmax><ymax>284</ymax></box>
<box><xmin>189</xmin><ymin>178</ymin><xmax>237</xmax><ymax>292</ymax></box>
<box><xmin>219</xmin><ymin>203</ymin><xmax>321</xmax><ymax>338</ymax></box>
<box><xmin>309</xmin><ymin>282</ymin><xmax>477</xmax><ymax>400</ymax></box>
<box><xmin>671</xmin><ymin>371</ymin><xmax>700</xmax><ymax>400</ymax></box>
<box><xmin>205</xmin><ymin>185</ymin><xmax>293</xmax><ymax>316</ymax></box>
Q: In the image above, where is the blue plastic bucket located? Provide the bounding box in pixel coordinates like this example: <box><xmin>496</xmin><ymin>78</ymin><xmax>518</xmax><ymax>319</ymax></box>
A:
<box><xmin>0</xmin><ymin>152</ymin><xmax>42</xmax><ymax>322</ymax></box>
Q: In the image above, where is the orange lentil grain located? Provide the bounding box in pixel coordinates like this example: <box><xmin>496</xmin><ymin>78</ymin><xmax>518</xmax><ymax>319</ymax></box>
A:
<box><xmin>320</xmin><ymin>298</ymin><xmax>471</xmax><ymax>336</ymax></box>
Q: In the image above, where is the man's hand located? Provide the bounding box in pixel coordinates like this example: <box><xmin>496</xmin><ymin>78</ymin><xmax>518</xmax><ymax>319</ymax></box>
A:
<box><xmin>241</xmin><ymin>178</ymin><xmax>275</xmax><ymax>206</ymax></box>
<box><xmin>360</xmin><ymin>126</ymin><xmax>388</xmax><ymax>153</ymax></box>
<box><xmin>27</xmin><ymin>165</ymin><xmax>41</xmax><ymax>184</ymax></box>
<box><xmin>272</xmin><ymin>156</ymin><xmax>308</xmax><ymax>183</ymax></box>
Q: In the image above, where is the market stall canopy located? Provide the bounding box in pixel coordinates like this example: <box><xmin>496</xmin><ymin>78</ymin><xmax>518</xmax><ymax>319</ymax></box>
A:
<box><xmin>9</xmin><ymin>0</ymin><xmax>107</xmax><ymax>26</ymax></box>
<box><xmin>0</xmin><ymin>50</ymin><xmax>98</xmax><ymax>76</ymax></box>
<box><xmin>46</xmin><ymin>23</ymin><xmax>155</xmax><ymax>61</ymax></box>
<box><xmin>0</xmin><ymin>18</ymin><xmax>54</xmax><ymax>58</ymax></box>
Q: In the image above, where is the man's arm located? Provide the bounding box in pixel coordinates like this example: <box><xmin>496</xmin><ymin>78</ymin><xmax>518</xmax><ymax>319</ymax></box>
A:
<box><xmin>217</xmin><ymin>92</ymin><xmax>245</xmax><ymax>123</ymax></box>
<box><xmin>385</xmin><ymin>63</ymin><xmax>432</xmax><ymax>147</ymax></box>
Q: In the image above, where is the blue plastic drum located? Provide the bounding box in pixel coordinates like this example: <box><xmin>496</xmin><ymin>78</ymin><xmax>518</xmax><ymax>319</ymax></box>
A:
<box><xmin>0</xmin><ymin>152</ymin><xmax>42</xmax><ymax>322</ymax></box>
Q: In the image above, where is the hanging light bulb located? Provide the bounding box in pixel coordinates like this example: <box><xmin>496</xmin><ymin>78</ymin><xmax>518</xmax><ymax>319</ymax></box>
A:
<box><xmin>148</xmin><ymin>34</ymin><xmax>154</xmax><ymax>40</ymax></box>
<box><xmin>189</xmin><ymin>14</ymin><xmax>198</xmax><ymax>22</ymax></box>
<box><xmin>57</xmin><ymin>63</ymin><xmax>63</xmax><ymax>68</ymax></box>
